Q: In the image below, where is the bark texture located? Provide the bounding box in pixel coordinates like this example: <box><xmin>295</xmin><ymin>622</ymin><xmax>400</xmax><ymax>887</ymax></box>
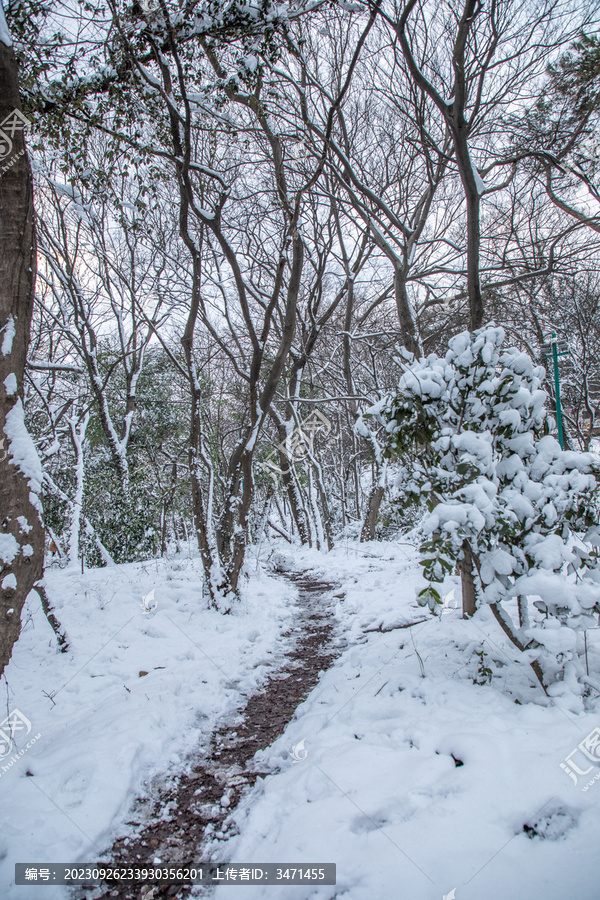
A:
<box><xmin>0</xmin><ymin>32</ymin><xmax>45</xmax><ymax>675</ymax></box>
<box><xmin>460</xmin><ymin>540</ymin><xmax>477</xmax><ymax>619</ymax></box>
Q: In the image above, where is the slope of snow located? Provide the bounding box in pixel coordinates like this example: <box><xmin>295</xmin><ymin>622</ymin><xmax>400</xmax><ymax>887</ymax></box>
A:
<box><xmin>212</xmin><ymin>540</ymin><xmax>600</xmax><ymax>900</ymax></box>
<box><xmin>0</xmin><ymin>550</ymin><xmax>295</xmax><ymax>899</ymax></box>
<box><xmin>3</xmin><ymin>537</ymin><xmax>600</xmax><ymax>899</ymax></box>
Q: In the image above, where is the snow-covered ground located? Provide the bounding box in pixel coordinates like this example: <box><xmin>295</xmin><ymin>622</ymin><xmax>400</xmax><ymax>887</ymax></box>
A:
<box><xmin>0</xmin><ymin>550</ymin><xmax>295</xmax><ymax>899</ymax></box>
<box><xmin>3</xmin><ymin>538</ymin><xmax>600</xmax><ymax>900</ymax></box>
<box><xmin>212</xmin><ymin>540</ymin><xmax>600</xmax><ymax>900</ymax></box>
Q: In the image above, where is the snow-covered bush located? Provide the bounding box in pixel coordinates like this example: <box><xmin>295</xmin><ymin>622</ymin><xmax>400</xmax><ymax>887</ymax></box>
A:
<box><xmin>371</xmin><ymin>325</ymin><xmax>600</xmax><ymax>691</ymax></box>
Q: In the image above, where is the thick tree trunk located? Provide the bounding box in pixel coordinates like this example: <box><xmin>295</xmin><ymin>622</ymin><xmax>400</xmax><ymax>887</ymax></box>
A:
<box><xmin>0</xmin><ymin>24</ymin><xmax>45</xmax><ymax>675</ymax></box>
<box><xmin>360</xmin><ymin>484</ymin><xmax>384</xmax><ymax>542</ymax></box>
<box><xmin>394</xmin><ymin>263</ymin><xmax>422</xmax><ymax>356</ymax></box>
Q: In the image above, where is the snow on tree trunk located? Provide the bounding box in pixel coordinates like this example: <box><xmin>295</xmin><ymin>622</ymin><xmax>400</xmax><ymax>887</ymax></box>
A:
<box><xmin>67</xmin><ymin>412</ymin><xmax>89</xmax><ymax>567</ymax></box>
<box><xmin>0</xmin><ymin>22</ymin><xmax>45</xmax><ymax>675</ymax></box>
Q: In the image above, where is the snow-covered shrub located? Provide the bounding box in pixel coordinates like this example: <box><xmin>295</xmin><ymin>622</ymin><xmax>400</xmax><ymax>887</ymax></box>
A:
<box><xmin>371</xmin><ymin>325</ymin><xmax>600</xmax><ymax>690</ymax></box>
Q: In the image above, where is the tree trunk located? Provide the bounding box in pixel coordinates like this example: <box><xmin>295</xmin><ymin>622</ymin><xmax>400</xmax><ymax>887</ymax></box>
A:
<box><xmin>255</xmin><ymin>485</ymin><xmax>274</xmax><ymax>545</ymax></box>
<box><xmin>272</xmin><ymin>417</ymin><xmax>311</xmax><ymax>545</ymax></box>
<box><xmin>396</xmin><ymin>0</ymin><xmax>485</xmax><ymax>332</ymax></box>
<box><xmin>452</xmin><ymin>125</ymin><xmax>484</xmax><ymax>331</ymax></box>
<box><xmin>489</xmin><ymin>602</ymin><xmax>547</xmax><ymax>693</ymax></box>
<box><xmin>314</xmin><ymin>463</ymin><xmax>334</xmax><ymax>551</ymax></box>
<box><xmin>226</xmin><ymin>449</ymin><xmax>254</xmax><ymax>593</ymax></box>
<box><xmin>0</xmin><ymin>21</ymin><xmax>45</xmax><ymax>675</ymax></box>
<box><xmin>361</xmin><ymin>484</ymin><xmax>384</xmax><ymax>542</ymax></box>
<box><xmin>67</xmin><ymin>412</ymin><xmax>88</xmax><ymax>566</ymax></box>
<box><xmin>188</xmin><ymin>383</ymin><xmax>223</xmax><ymax>602</ymax></box>
<box><xmin>460</xmin><ymin>539</ymin><xmax>477</xmax><ymax>618</ymax></box>
<box><xmin>394</xmin><ymin>263</ymin><xmax>422</xmax><ymax>356</ymax></box>
<box><xmin>34</xmin><ymin>582</ymin><xmax>68</xmax><ymax>652</ymax></box>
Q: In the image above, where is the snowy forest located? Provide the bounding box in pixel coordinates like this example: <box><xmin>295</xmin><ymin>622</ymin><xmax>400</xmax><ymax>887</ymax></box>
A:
<box><xmin>2</xmin><ymin>0</ymin><xmax>600</xmax><ymax>897</ymax></box>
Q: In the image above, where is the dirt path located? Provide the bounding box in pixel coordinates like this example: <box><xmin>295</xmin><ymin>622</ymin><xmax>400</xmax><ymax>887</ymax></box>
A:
<box><xmin>88</xmin><ymin>569</ymin><xmax>341</xmax><ymax>900</ymax></box>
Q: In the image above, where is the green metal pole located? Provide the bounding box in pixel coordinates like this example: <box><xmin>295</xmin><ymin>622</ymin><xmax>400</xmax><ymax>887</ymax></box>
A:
<box><xmin>551</xmin><ymin>332</ymin><xmax>564</xmax><ymax>449</ymax></box>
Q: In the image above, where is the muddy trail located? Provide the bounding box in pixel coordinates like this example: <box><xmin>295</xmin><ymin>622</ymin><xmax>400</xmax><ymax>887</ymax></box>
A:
<box><xmin>87</xmin><ymin>568</ymin><xmax>342</xmax><ymax>900</ymax></box>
